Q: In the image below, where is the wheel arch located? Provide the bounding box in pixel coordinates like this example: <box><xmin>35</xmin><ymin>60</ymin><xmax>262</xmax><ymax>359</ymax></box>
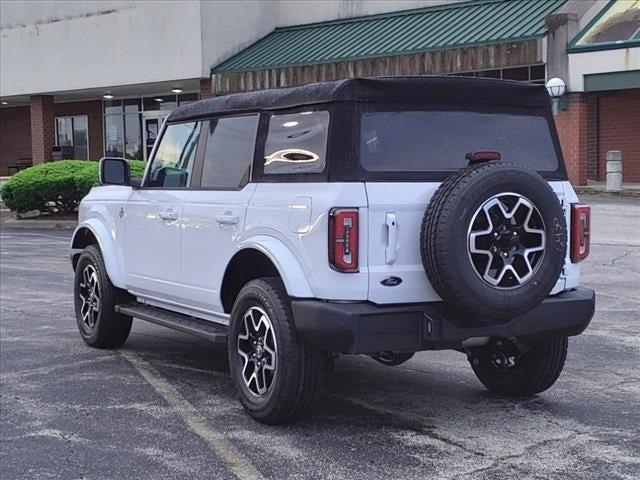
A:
<box><xmin>221</xmin><ymin>237</ymin><xmax>314</xmax><ymax>313</ymax></box>
<box><xmin>70</xmin><ymin>221</ymin><xmax>127</xmax><ymax>289</ymax></box>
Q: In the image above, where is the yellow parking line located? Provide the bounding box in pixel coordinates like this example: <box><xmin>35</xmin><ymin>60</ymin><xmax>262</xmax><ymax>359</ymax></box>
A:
<box><xmin>120</xmin><ymin>351</ymin><xmax>264</xmax><ymax>480</ymax></box>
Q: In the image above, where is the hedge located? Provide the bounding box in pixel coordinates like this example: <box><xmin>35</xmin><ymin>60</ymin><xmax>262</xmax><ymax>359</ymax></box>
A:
<box><xmin>0</xmin><ymin>160</ymin><xmax>146</xmax><ymax>215</ymax></box>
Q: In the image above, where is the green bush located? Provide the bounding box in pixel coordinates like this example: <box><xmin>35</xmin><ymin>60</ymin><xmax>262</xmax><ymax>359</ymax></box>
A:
<box><xmin>0</xmin><ymin>159</ymin><xmax>146</xmax><ymax>215</ymax></box>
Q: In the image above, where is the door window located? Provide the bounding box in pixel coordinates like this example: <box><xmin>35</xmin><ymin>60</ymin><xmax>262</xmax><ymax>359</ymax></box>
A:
<box><xmin>264</xmin><ymin>111</ymin><xmax>329</xmax><ymax>174</ymax></box>
<box><xmin>201</xmin><ymin>115</ymin><xmax>259</xmax><ymax>189</ymax></box>
<box><xmin>146</xmin><ymin>121</ymin><xmax>202</xmax><ymax>188</ymax></box>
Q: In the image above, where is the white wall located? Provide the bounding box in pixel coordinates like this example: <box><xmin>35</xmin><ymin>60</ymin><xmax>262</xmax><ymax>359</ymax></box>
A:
<box><xmin>0</xmin><ymin>1</ymin><xmax>203</xmax><ymax>97</ymax></box>
<box><xmin>568</xmin><ymin>47</ymin><xmax>640</xmax><ymax>92</ymax></box>
<box><xmin>1</xmin><ymin>0</ymin><xmax>467</xmax><ymax>97</ymax></box>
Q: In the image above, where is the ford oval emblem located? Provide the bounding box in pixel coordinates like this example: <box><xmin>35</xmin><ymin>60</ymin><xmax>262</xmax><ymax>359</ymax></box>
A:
<box><xmin>381</xmin><ymin>276</ymin><xmax>402</xmax><ymax>287</ymax></box>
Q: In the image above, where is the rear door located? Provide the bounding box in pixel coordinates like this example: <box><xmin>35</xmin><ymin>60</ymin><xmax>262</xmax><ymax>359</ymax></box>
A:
<box><xmin>361</xmin><ymin>107</ymin><xmax>568</xmax><ymax>304</ymax></box>
<box><xmin>180</xmin><ymin>114</ymin><xmax>260</xmax><ymax>314</ymax></box>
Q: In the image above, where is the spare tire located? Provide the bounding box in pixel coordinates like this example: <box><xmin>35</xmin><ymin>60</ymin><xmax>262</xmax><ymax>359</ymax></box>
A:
<box><xmin>421</xmin><ymin>161</ymin><xmax>567</xmax><ymax>320</ymax></box>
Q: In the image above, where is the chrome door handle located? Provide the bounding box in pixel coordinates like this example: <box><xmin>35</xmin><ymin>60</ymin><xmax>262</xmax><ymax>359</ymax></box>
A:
<box><xmin>216</xmin><ymin>213</ymin><xmax>240</xmax><ymax>225</ymax></box>
<box><xmin>385</xmin><ymin>212</ymin><xmax>397</xmax><ymax>265</ymax></box>
<box><xmin>158</xmin><ymin>210</ymin><xmax>178</xmax><ymax>221</ymax></box>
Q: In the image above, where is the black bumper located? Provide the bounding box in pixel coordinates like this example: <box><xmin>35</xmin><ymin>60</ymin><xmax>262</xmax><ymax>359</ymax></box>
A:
<box><xmin>291</xmin><ymin>287</ymin><xmax>595</xmax><ymax>354</ymax></box>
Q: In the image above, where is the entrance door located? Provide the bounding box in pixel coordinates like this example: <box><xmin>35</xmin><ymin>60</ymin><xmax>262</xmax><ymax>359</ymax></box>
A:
<box><xmin>143</xmin><ymin>112</ymin><xmax>169</xmax><ymax>161</ymax></box>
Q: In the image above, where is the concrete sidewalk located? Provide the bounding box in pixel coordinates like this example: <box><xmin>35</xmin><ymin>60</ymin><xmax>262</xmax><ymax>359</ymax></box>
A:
<box><xmin>575</xmin><ymin>181</ymin><xmax>640</xmax><ymax>198</ymax></box>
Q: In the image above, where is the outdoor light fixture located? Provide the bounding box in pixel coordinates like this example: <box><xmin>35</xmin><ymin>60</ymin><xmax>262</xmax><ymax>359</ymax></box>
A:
<box><xmin>171</xmin><ymin>88</ymin><xmax>183</xmax><ymax>94</ymax></box>
<box><xmin>1</xmin><ymin>101</ymin><xmax>7</xmax><ymax>105</ymax></box>
<box><xmin>546</xmin><ymin>77</ymin><xmax>566</xmax><ymax>116</ymax></box>
<box><xmin>154</xmin><ymin>98</ymin><xmax>164</xmax><ymax>102</ymax></box>
<box><xmin>103</xmin><ymin>94</ymin><xmax>114</xmax><ymax>100</ymax></box>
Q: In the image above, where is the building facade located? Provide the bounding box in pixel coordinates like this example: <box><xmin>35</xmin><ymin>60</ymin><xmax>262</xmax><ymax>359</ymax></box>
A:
<box><xmin>1</xmin><ymin>0</ymin><xmax>638</xmax><ymax>184</ymax></box>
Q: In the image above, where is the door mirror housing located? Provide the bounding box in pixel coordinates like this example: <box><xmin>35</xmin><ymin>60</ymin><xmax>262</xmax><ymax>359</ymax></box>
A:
<box><xmin>100</xmin><ymin>157</ymin><xmax>133</xmax><ymax>186</ymax></box>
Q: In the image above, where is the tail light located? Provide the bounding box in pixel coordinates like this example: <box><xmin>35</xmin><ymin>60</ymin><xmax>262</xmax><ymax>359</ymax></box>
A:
<box><xmin>329</xmin><ymin>208</ymin><xmax>359</xmax><ymax>272</ymax></box>
<box><xmin>571</xmin><ymin>204</ymin><xmax>591</xmax><ymax>262</ymax></box>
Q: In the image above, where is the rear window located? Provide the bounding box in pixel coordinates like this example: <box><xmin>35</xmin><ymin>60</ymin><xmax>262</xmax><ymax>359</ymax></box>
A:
<box><xmin>360</xmin><ymin>111</ymin><xmax>559</xmax><ymax>172</ymax></box>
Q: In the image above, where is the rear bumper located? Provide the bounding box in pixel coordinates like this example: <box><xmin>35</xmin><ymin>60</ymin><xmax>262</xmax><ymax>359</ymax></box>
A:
<box><xmin>291</xmin><ymin>287</ymin><xmax>595</xmax><ymax>354</ymax></box>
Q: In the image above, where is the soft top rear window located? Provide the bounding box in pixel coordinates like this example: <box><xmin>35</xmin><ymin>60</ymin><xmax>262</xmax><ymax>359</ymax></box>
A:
<box><xmin>360</xmin><ymin>111</ymin><xmax>559</xmax><ymax>173</ymax></box>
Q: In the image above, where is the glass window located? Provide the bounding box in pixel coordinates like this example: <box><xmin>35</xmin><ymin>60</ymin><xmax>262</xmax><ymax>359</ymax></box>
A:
<box><xmin>124</xmin><ymin>114</ymin><xmax>143</xmax><ymax>160</ymax></box>
<box><xmin>264</xmin><ymin>111</ymin><xmax>329</xmax><ymax>175</ymax></box>
<box><xmin>55</xmin><ymin>117</ymin><xmax>73</xmax><ymax>146</ymax></box>
<box><xmin>105</xmin><ymin>115</ymin><xmax>124</xmax><ymax>158</ymax></box>
<box><xmin>178</xmin><ymin>93</ymin><xmax>199</xmax><ymax>106</ymax></box>
<box><xmin>124</xmin><ymin>99</ymin><xmax>141</xmax><ymax>114</ymax></box>
<box><xmin>146</xmin><ymin>122</ymin><xmax>201</xmax><ymax>188</ymax></box>
<box><xmin>201</xmin><ymin>115</ymin><xmax>258</xmax><ymax>189</ymax></box>
<box><xmin>104</xmin><ymin>99</ymin><xmax>123</xmax><ymax>115</ymax></box>
<box><xmin>55</xmin><ymin>116</ymin><xmax>88</xmax><ymax>159</ymax></box>
<box><xmin>143</xmin><ymin>95</ymin><xmax>177</xmax><ymax>112</ymax></box>
<box><xmin>360</xmin><ymin>111</ymin><xmax>559</xmax><ymax>173</ymax></box>
<box><xmin>72</xmin><ymin>116</ymin><xmax>88</xmax><ymax>160</ymax></box>
<box><xmin>502</xmin><ymin>67</ymin><xmax>529</xmax><ymax>81</ymax></box>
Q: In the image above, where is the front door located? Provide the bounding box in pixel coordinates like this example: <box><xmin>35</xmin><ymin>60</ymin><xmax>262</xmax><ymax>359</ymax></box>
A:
<box><xmin>143</xmin><ymin>112</ymin><xmax>169</xmax><ymax>161</ymax></box>
<box><xmin>180</xmin><ymin>115</ymin><xmax>260</xmax><ymax>314</ymax></box>
<box><xmin>124</xmin><ymin>120</ymin><xmax>202</xmax><ymax>303</ymax></box>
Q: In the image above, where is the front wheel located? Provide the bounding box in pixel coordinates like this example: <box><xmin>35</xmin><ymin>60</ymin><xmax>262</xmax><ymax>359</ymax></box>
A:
<box><xmin>74</xmin><ymin>245</ymin><xmax>132</xmax><ymax>348</ymax></box>
<box><xmin>228</xmin><ymin>278</ymin><xmax>322</xmax><ymax>424</ymax></box>
<box><xmin>470</xmin><ymin>337</ymin><xmax>568</xmax><ymax>396</ymax></box>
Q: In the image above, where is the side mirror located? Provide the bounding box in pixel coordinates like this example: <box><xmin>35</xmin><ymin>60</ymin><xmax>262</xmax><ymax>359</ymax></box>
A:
<box><xmin>99</xmin><ymin>157</ymin><xmax>131</xmax><ymax>186</ymax></box>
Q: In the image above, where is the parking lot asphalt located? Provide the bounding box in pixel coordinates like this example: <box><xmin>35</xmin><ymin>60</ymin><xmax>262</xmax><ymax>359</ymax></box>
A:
<box><xmin>1</xmin><ymin>195</ymin><xmax>639</xmax><ymax>480</ymax></box>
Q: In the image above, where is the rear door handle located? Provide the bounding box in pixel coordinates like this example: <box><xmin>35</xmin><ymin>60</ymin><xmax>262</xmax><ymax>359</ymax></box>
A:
<box><xmin>385</xmin><ymin>212</ymin><xmax>397</xmax><ymax>265</ymax></box>
<box><xmin>216</xmin><ymin>213</ymin><xmax>240</xmax><ymax>225</ymax></box>
<box><xmin>158</xmin><ymin>210</ymin><xmax>178</xmax><ymax>221</ymax></box>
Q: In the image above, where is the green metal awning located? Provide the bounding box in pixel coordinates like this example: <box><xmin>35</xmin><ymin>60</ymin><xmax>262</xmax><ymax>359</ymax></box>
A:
<box><xmin>213</xmin><ymin>0</ymin><xmax>566</xmax><ymax>74</ymax></box>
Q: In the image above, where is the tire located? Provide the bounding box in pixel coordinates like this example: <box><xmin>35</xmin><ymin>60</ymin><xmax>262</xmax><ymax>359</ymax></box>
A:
<box><xmin>74</xmin><ymin>245</ymin><xmax>133</xmax><ymax>348</ymax></box>
<box><xmin>228</xmin><ymin>277</ymin><xmax>322</xmax><ymax>424</ymax></box>
<box><xmin>421</xmin><ymin>161</ymin><xmax>567</xmax><ymax>320</ymax></box>
<box><xmin>470</xmin><ymin>337</ymin><xmax>568</xmax><ymax>396</ymax></box>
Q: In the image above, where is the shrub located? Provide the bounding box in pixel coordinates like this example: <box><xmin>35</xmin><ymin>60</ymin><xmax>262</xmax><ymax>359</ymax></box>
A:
<box><xmin>0</xmin><ymin>159</ymin><xmax>146</xmax><ymax>215</ymax></box>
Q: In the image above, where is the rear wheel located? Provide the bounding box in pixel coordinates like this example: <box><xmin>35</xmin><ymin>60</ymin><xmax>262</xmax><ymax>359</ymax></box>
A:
<box><xmin>228</xmin><ymin>278</ymin><xmax>322</xmax><ymax>424</ymax></box>
<box><xmin>74</xmin><ymin>245</ymin><xmax>132</xmax><ymax>348</ymax></box>
<box><xmin>470</xmin><ymin>336</ymin><xmax>568</xmax><ymax>396</ymax></box>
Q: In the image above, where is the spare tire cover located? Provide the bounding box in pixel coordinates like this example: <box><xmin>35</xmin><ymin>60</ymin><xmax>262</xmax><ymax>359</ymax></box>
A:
<box><xmin>421</xmin><ymin>161</ymin><xmax>567</xmax><ymax>320</ymax></box>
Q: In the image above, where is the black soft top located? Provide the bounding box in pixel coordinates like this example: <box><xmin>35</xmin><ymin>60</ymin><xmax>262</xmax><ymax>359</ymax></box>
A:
<box><xmin>167</xmin><ymin>76</ymin><xmax>551</xmax><ymax>123</ymax></box>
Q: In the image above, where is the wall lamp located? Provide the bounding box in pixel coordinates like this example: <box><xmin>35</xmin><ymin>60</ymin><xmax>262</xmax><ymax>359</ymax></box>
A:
<box><xmin>546</xmin><ymin>77</ymin><xmax>567</xmax><ymax>116</ymax></box>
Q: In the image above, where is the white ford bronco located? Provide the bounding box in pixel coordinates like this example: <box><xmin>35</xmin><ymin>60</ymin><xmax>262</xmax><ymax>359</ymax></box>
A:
<box><xmin>70</xmin><ymin>76</ymin><xmax>595</xmax><ymax>424</ymax></box>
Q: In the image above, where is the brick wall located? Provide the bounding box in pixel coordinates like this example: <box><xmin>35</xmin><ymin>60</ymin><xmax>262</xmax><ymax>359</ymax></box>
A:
<box><xmin>596</xmin><ymin>89</ymin><xmax>640</xmax><ymax>182</ymax></box>
<box><xmin>54</xmin><ymin>100</ymin><xmax>104</xmax><ymax>161</ymax></box>
<box><xmin>554</xmin><ymin>93</ymin><xmax>589</xmax><ymax>186</ymax></box>
<box><xmin>0</xmin><ymin>106</ymin><xmax>32</xmax><ymax>176</ymax></box>
<box><xmin>30</xmin><ymin>95</ymin><xmax>55</xmax><ymax>165</ymax></box>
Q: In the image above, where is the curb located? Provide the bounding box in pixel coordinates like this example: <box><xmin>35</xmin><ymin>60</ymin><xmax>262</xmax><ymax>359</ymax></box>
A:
<box><xmin>1</xmin><ymin>219</ymin><xmax>77</xmax><ymax>230</ymax></box>
<box><xmin>574</xmin><ymin>188</ymin><xmax>640</xmax><ymax>199</ymax></box>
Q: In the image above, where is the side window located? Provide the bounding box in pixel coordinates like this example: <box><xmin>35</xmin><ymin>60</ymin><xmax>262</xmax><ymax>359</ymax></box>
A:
<box><xmin>146</xmin><ymin>121</ymin><xmax>201</xmax><ymax>188</ymax></box>
<box><xmin>201</xmin><ymin>115</ymin><xmax>259</xmax><ymax>189</ymax></box>
<box><xmin>264</xmin><ymin>111</ymin><xmax>329</xmax><ymax>175</ymax></box>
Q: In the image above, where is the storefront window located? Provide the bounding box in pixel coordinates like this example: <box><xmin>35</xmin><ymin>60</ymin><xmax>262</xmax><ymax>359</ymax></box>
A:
<box><xmin>103</xmin><ymin>93</ymin><xmax>199</xmax><ymax>161</ymax></box>
<box><xmin>105</xmin><ymin>115</ymin><xmax>124</xmax><ymax>158</ymax></box>
<box><xmin>55</xmin><ymin>115</ymin><xmax>88</xmax><ymax>160</ymax></box>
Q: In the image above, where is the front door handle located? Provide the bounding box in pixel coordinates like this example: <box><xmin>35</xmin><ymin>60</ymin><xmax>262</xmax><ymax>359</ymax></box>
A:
<box><xmin>158</xmin><ymin>210</ymin><xmax>178</xmax><ymax>221</ymax></box>
<box><xmin>216</xmin><ymin>213</ymin><xmax>240</xmax><ymax>225</ymax></box>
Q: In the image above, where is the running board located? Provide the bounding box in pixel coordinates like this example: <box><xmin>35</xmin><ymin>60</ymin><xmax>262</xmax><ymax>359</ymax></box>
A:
<box><xmin>115</xmin><ymin>303</ymin><xmax>228</xmax><ymax>344</ymax></box>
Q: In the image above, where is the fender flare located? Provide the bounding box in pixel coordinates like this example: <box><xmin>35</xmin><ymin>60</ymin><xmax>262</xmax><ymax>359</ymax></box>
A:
<box><xmin>70</xmin><ymin>219</ymin><xmax>127</xmax><ymax>289</ymax></box>
<box><xmin>236</xmin><ymin>235</ymin><xmax>314</xmax><ymax>298</ymax></box>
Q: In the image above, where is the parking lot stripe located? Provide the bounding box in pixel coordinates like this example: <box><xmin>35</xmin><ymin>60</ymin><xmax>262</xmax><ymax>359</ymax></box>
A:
<box><xmin>120</xmin><ymin>351</ymin><xmax>264</xmax><ymax>480</ymax></box>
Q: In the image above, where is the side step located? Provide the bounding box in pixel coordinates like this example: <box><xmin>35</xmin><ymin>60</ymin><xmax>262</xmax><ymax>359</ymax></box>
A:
<box><xmin>116</xmin><ymin>302</ymin><xmax>228</xmax><ymax>344</ymax></box>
